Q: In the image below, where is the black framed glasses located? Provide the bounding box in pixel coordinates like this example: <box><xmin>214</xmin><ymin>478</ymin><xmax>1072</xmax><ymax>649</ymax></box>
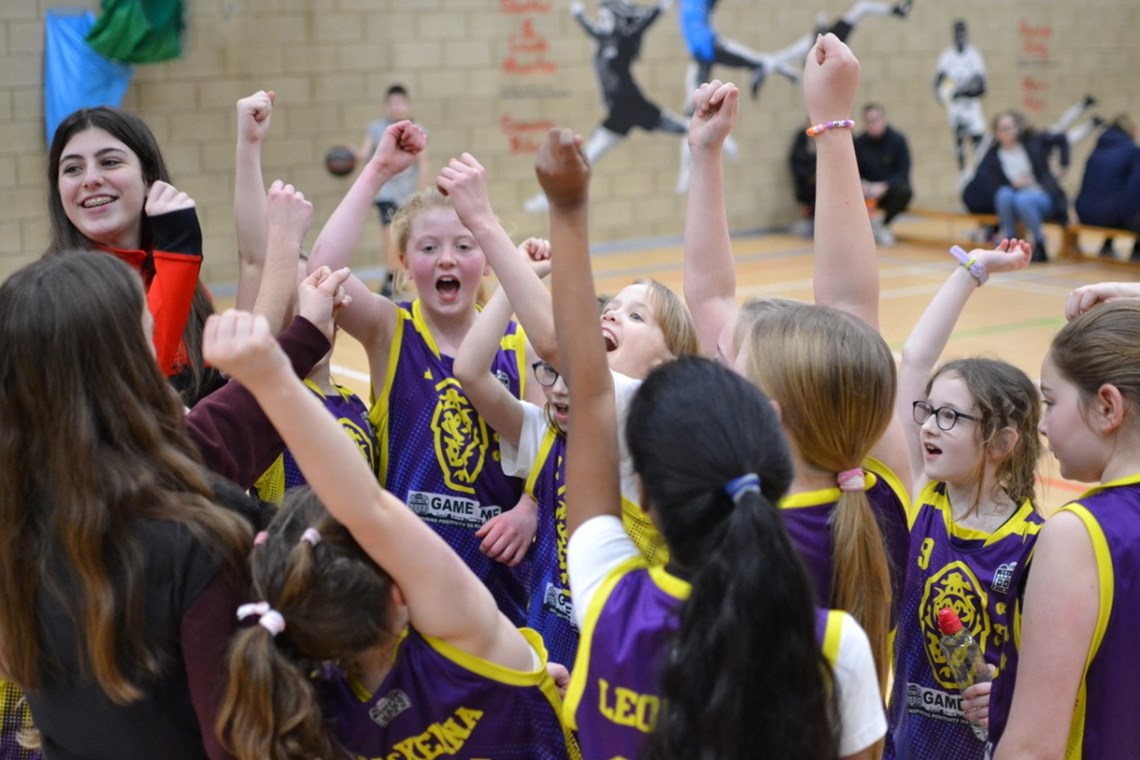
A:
<box><xmin>912</xmin><ymin>400</ymin><xmax>982</xmax><ymax>431</ymax></box>
<box><xmin>532</xmin><ymin>361</ymin><xmax>561</xmax><ymax>387</ymax></box>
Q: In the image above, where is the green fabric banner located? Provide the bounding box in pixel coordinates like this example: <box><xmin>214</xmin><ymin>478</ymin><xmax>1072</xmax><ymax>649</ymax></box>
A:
<box><xmin>85</xmin><ymin>0</ymin><xmax>184</xmax><ymax>64</ymax></box>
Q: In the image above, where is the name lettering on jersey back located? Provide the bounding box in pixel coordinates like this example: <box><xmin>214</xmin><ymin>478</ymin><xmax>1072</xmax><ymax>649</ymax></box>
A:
<box><xmin>597</xmin><ymin>678</ymin><xmax>659</xmax><ymax>733</ymax></box>
<box><xmin>407</xmin><ymin>491</ymin><xmax>501</xmax><ymax>528</ymax></box>
<box><xmin>364</xmin><ymin>706</ymin><xmax>484</xmax><ymax>760</ymax></box>
<box><xmin>430</xmin><ymin>378</ymin><xmax>489</xmax><ymax>494</ymax></box>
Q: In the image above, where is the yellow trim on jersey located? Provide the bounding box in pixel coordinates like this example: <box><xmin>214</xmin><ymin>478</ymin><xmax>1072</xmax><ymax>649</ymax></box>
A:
<box><xmin>821</xmin><ymin>609</ymin><xmax>845</xmax><ymax>667</ymax></box>
<box><xmin>919</xmin><ymin>479</ymin><xmax>1044</xmax><ymax>547</ymax></box>
<box><xmin>421</xmin><ymin>627</ymin><xmax>554</xmax><ymax>686</ymax></box>
<box><xmin>563</xmin><ymin>554</ymin><xmax>647</xmax><ymax>730</ymax></box>
<box><xmin>780</xmin><ymin>468</ymin><xmax>880</xmax><ymax>508</ymax></box>
<box><xmin>647</xmin><ymin>566</ymin><xmax>691</xmax><ymax>601</ymax></box>
<box><xmin>345</xmin><ymin>628</ymin><xmax>413</xmax><ymax>702</ymax></box>
<box><xmin>371</xmin><ymin>302</ymin><xmax>408</xmax><ymax>484</ymax></box>
<box><xmin>524</xmin><ymin>426</ymin><xmax>560</xmax><ymax>498</ymax></box>
<box><xmin>621</xmin><ymin>495</ymin><xmax>670</xmax><ymax>567</ymax></box>
<box><xmin>865</xmin><ymin>456</ymin><xmax>915</xmax><ymax>528</ymax></box>
<box><xmin>1058</xmin><ymin>503</ymin><xmax>1115</xmax><ymax>759</ymax></box>
<box><xmin>1071</xmin><ymin>471</ymin><xmax>1140</xmax><ymax>500</ymax></box>
<box><xmin>410</xmin><ymin>298</ymin><xmax>442</xmax><ymax>359</ymax></box>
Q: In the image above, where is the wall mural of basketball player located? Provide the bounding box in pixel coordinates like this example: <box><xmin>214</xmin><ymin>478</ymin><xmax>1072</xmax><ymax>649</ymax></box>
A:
<box><xmin>524</xmin><ymin>0</ymin><xmax>691</xmax><ymax>213</ymax></box>
<box><xmin>933</xmin><ymin>20</ymin><xmax>987</xmax><ymax>175</ymax></box>
<box><xmin>718</xmin><ymin>0</ymin><xmax>915</xmax><ymax>103</ymax></box>
<box><xmin>678</xmin><ymin>0</ymin><xmax>796</xmax><ymax>100</ymax></box>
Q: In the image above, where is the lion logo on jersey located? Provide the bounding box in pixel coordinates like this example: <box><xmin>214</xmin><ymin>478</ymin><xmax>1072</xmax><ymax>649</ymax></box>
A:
<box><xmin>430</xmin><ymin>378</ymin><xmax>489</xmax><ymax>494</ymax></box>
<box><xmin>920</xmin><ymin>561</ymin><xmax>990</xmax><ymax>689</ymax></box>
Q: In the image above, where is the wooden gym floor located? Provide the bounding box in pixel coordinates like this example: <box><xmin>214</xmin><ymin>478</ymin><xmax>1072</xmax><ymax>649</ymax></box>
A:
<box><xmin>294</xmin><ymin>215</ymin><xmax>1140</xmax><ymax>514</ymax></box>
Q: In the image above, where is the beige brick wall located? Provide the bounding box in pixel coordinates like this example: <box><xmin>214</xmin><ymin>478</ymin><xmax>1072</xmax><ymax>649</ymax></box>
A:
<box><xmin>1</xmin><ymin>0</ymin><xmax>1136</xmax><ymax>285</ymax></box>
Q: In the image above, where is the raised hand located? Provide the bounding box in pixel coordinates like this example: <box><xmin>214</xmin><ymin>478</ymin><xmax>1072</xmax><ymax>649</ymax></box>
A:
<box><xmin>436</xmin><ymin>153</ymin><xmax>493</xmax><ymax>224</ymax></box>
<box><xmin>296</xmin><ymin>266</ymin><xmax>353</xmax><ymax>342</ymax></box>
<box><xmin>202</xmin><ymin>310</ymin><xmax>290</xmax><ymax>390</ymax></box>
<box><xmin>265</xmin><ymin>180</ymin><xmax>312</xmax><ymax>247</ymax></box>
<box><xmin>802</xmin><ymin>33</ymin><xmax>860</xmax><ymax>126</ymax></box>
<box><xmin>236</xmin><ymin>90</ymin><xmax>275</xmax><ymax>145</ymax></box>
<box><xmin>535</xmin><ymin>128</ymin><xmax>590</xmax><ymax>209</ymax></box>
<box><xmin>688</xmin><ymin>79</ymin><xmax>739</xmax><ymax>151</ymax></box>
<box><xmin>972</xmin><ymin>238</ymin><xmax>1032</xmax><ymax>275</ymax></box>
<box><xmin>144</xmin><ymin>180</ymin><xmax>195</xmax><ymax>217</ymax></box>
<box><xmin>1064</xmin><ymin>281</ymin><xmax>1140</xmax><ymax>321</ymax></box>
<box><xmin>369</xmin><ymin>120</ymin><xmax>427</xmax><ymax>177</ymax></box>
<box><xmin>518</xmin><ymin>236</ymin><xmax>552</xmax><ymax>279</ymax></box>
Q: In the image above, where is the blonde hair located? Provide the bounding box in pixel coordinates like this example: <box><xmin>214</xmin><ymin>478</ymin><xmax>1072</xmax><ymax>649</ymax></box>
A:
<box><xmin>1051</xmin><ymin>300</ymin><xmax>1140</xmax><ymax>419</ymax></box>
<box><xmin>732</xmin><ymin>296</ymin><xmax>801</xmax><ymax>358</ymax></box>
<box><xmin>633</xmin><ymin>278</ymin><xmax>700</xmax><ymax>359</ymax></box>
<box><xmin>744</xmin><ymin>303</ymin><xmax>896</xmax><ymax>692</ymax></box>
<box><xmin>390</xmin><ymin>187</ymin><xmax>489</xmax><ymax>306</ymax></box>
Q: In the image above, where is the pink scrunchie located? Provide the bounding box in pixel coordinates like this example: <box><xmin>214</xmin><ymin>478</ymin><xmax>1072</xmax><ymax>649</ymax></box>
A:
<box><xmin>837</xmin><ymin>467</ymin><xmax>866</xmax><ymax>492</ymax></box>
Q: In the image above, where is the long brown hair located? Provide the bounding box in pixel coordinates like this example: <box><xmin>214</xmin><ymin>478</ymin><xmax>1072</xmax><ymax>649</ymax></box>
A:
<box><xmin>926</xmin><ymin>359</ymin><xmax>1040</xmax><ymax>515</ymax></box>
<box><xmin>219</xmin><ymin>490</ymin><xmax>396</xmax><ymax>760</ymax></box>
<box><xmin>745</xmin><ymin>303</ymin><xmax>896</xmax><ymax>691</ymax></box>
<box><xmin>0</xmin><ymin>251</ymin><xmax>249</xmax><ymax>702</ymax></box>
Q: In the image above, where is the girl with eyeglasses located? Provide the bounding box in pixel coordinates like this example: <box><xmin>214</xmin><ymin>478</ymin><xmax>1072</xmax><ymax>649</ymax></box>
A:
<box><xmin>885</xmin><ymin>237</ymin><xmax>1043</xmax><ymax>759</ymax></box>
<box><xmin>454</xmin><ymin>249</ymin><xmax>583</xmax><ymax>668</ymax></box>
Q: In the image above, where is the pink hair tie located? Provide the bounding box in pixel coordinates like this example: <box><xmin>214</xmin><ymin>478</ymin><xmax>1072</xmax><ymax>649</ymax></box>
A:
<box><xmin>253</xmin><ymin>531</ymin><xmax>269</xmax><ymax>546</ymax></box>
<box><xmin>237</xmin><ymin>602</ymin><xmax>286</xmax><ymax>637</ymax></box>
<box><xmin>300</xmin><ymin>528</ymin><xmax>322</xmax><ymax>547</ymax></box>
<box><xmin>837</xmin><ymin>468</ymin><xmax>866</xmax><ymax>492</ymax></box>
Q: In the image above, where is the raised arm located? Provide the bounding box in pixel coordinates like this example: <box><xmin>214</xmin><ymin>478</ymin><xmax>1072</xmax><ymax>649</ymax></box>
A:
<box><xmin>682</xmin><ymin>80</ymin><xmax>742</xmax><ymax>361</ymax></box>
<box><xmin>202</xmin><ymin>292</ymin><xmax>534</xmax><ymax>673</ymax></box>
<box><xmin>233</xmin><ymin>90</ymin><xmax>274</xmax><ymax>311</ymax></box>
<box><xmin>896</xmin><ymin>240</ymin><xmax>1031</xmax><ymax>494</ymax></box>
<box><xmin>306</xmin><ymin>121</ymin><xmax>426</xmax><ymax>346</ymax></box>
<box><xmin>250</xmin><ymin>181</ymin><xmax>311</xmax><ymax>335</ymax></box>
<box><xmin>453</xmin><ymin>285</ymin><xmax>527</xmax><ymax>447</ymax></box>
<box><xmin>437</xmin><ymin>152</ymin><xmax>559</xmax><ymax>362</ymax></box>
<box><xmin>803</xmin><ymin>34</ymin><xmax>880</xmax><ymax>329</ymax></box>
<box><xmin>537</xmin><ymin>128</ymin><xmax>621</xmax><ymax>537</ymax></box>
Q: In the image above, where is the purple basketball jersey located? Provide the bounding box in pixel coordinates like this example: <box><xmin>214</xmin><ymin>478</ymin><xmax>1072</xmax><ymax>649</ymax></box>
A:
<box><xmin>522</xmin><ymin>427</ymin><xmax>579</xmax><ymax>668</ymax></box>
<box><xmin>885</xmin><ymin>481</ymin><xmax>1041</xmax><ymax>760</ymax></box>
<box><xmin>564</xmin><ymin>557</ymin><xmax>843</xmax><ymax>760</ymax></box>
<box><xmin>371</xmin><ymin>300</ymin><xmax>528</xmax><ymax>624</ymax></box>
<box><xmin>779</xmin><ymin>458</ymin><xmax>911</xmax><ymax>623</ymax></box>
<box><xmin>988</xmin><ymin>476</ymin><xmax>1140</xmax><ymax>758</ymax></box>
<box><xmin>317</xmin><ymin>627</ymin><xmax>577</xmax><ymax>759</ymax></box>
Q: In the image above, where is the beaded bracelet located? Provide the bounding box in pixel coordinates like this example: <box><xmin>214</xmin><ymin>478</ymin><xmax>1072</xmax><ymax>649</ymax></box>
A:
<box><xmin>805</xmin><ymin>119</ymin><xmax>855</xmax><ymax>137</ymax></box>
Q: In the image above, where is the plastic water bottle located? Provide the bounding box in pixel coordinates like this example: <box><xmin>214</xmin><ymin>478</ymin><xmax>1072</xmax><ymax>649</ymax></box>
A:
<box><xmin>937</xmin><ymin>607</ymin><xmax>991</xmax><ymax>741</ymax></box>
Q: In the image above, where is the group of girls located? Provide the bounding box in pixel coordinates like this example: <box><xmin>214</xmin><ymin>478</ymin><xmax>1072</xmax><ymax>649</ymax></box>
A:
<box><xmin>3</xmin><ymin>29</ymin><xmax>1140</xmax><ymax>760</ymax></box>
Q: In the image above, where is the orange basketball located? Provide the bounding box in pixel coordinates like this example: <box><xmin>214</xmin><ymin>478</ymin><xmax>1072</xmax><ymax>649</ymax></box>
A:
<box><xmin>325</xmin><ymin>146</ymin><xmax>356</xmax><ymax>177</ymax></box>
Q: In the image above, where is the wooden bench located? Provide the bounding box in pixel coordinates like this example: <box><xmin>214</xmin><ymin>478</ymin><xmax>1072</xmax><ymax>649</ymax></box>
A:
<box><xmin>902</xmin><ymin>209</ymin><xmax>1137</xmax><ymax>262</ymax></box>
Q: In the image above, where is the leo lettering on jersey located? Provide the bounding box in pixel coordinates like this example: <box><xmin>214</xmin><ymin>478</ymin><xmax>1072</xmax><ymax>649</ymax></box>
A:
<box><xmin>430</xmin><ymin>378</ymin><xmax>490</xmax><ymax>494</ymax></box>
<box><xmin>407</xmin><ymin>491</ymin><xmax>502</xmax><ymax>528</ymax></box>
<box><xmin>372</xmin><ymin>706</ymin><xmax>484</xmax><ymax>760</ymax></box>
<box><xmin>598</xmin><ymin>678</ymin><xmax>659</xmax><ymax>733</ymax></box>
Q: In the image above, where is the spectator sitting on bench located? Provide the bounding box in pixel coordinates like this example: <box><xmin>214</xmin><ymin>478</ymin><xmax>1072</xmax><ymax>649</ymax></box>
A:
<box><xmin>970</xmin><ymin>111</ymin><xmax>1069</xmax><ymax>263</ymax></box>
<box><xmin>855</xmin><ymin>102</ymin><xmax>912</xmax><ymax>246</ymax></box>
<box><xmin>1075</xmin><ymin>114</ymin><xmax>1140</xmax><ymax>260</ymax></box>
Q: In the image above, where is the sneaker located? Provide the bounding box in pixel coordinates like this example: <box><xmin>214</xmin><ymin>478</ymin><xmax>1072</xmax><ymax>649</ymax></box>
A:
<box><xmin>523</xmin><ymin>193</ymin><xmax>549</xmax><ymax>214</ymax></box>
<box><xmin>1031</xmin><ymin>241</ymin><xmax>1048</xmax><ymax>263</ymax></box>
<box><xmin>871</xmin><ymin>218</ymin><xmax>896</xmax><ymax>246</ymax></box>
<box><xmin>1083</xmin><ymin>94</ymin><xmax>1098</xmax><ymax>109</ymax></box>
